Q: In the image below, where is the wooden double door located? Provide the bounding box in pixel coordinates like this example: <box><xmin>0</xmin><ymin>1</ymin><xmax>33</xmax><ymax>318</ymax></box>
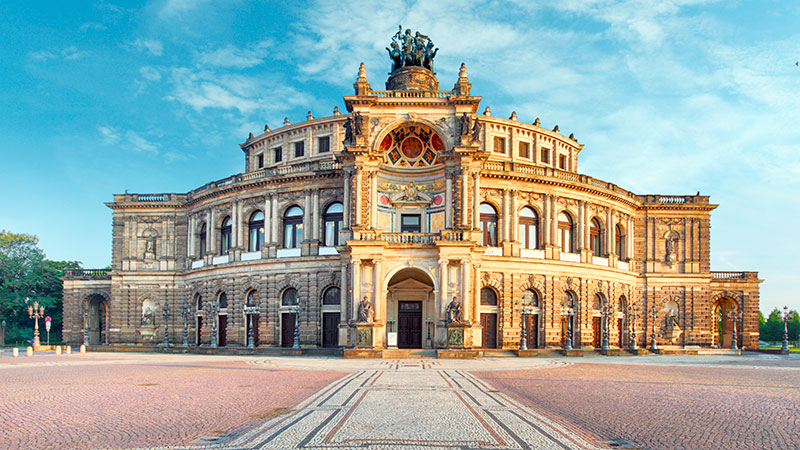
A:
<box><xmin>592</xmin><ymin>316</ymin><xmax>602</xmax><ymax>348</ymax></box>
<box><xmin>525</xmin><ymin>314</ymin><xmax>539</xmax><ymax>349</ymax></box>
<box><xmin>397</xmin><ymin>301</ymin><xmax>422</xmax><ymax>349</ymax></box>
<box><xmin>481</xmin><ymin>313</ymin><xmax>498</xmax><ymax>349</ymax></box>
<box><xmin>281</xmin><ymin>313</ymin><xmax>296</xmax><ymax>347</ymax></box>
<box><xmin>322</xmin><ymin>312</ymin><xmax>339</xmax><ymax>348</ymax></box>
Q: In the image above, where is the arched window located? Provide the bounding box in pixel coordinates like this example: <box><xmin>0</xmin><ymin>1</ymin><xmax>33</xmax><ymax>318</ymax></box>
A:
<box><xmin>195</xmin><ymin>294</ymin><xmax>203</xmax><ymax>311</ymax></box>
<box><xmin>565</xmin><ymin>291</ymin><xmax>577</xmax><ymax>310</ymax></box>
<box><xmin>479</xmin><ymin>203</ymin><xmax>498</xmax><ymax>247</ymax></box>
<box><xmin>284</xmin><ymin>206</ymin><xmax>304</xmax><ymax>248</ymax></box>
<box><xmin>522</xmin><ymin>289</ymin><xmax>539</xmax><ymax>307</ymax></box>
<box><xmin>322</xmin><ymin>287</ymin><xmax>341</xmax><ymax>305</ymax></box>
<box><xmin>199</xmin><ymin>223</ymin><xmax>207</xmax><ymax>256</ymax></box>
<box><xmin>218</xmin><ymin>292</ymin><xmax>228</xmax><ymax>309</ymax></box>
<box><xmin>248</xmin><ymin>211</ymin><xmax>265</xmax><ymax>252</ymax></box>
<box><xmin>246</xmin><ymin>290</ymin><xmax>257</xmax><ymax>307</ymax></box>
<box><xmin>324</xmin><ymin>203</ymin><xmax>343</xmax><ymax>247</ymax></box>
<box><xmin>558</xmin><ymin>212</ymin><xmax>574</xmax><ymax>253</ymax></box>
<box><xmin>615</xmin><ymin>224</ymin><xmax>626</xmax><ymax>259</ymax></box>
<box><xmin>281</xmin><ymin>287</ymin><xmax>298</xmax><ymax>306</ymax></box>
<box><xmin>518</xmin><ymin>207</ymin><xmax>539</xmax><ymax>249</ymax></box>
<box><xmin>590</xmin><ymin>218</ymin><xmax>602</xmax><ymax>255</ymax></box>
<box><xmin>220</xmin><ymin>216</ymin><xmax>232</xmax><ymax>254</ymax></box>
<box><xmin>480</xmin><ymin>287</ymin><xmax>498</xmax><ymax>306</ymax></box>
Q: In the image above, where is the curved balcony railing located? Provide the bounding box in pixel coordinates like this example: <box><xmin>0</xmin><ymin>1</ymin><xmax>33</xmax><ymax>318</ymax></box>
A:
<box><xmin>711</xmin><ymin>271</ymin><xmax>758</xmax><ymax>280</ymax></box>
<box><xmin>63</xmin><ymin>269</ymin><xmax>112</xmax><ymax>280</ymax></box>
<box><xmin>354</xmin><ymin>230</ymin><xmax>467</xmax><ymax>244</ymax></box>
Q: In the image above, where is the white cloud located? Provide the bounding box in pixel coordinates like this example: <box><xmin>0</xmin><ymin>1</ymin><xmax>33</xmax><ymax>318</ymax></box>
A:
<box><xmin>98</xmin><ymin>126</ymin><xmax>120</xmax><ymax>144</ymax></box>
<box><xmin>139</xmin><ymin>66</ymin><xmax>162</xmax><ymax>82</ymax></box>
<box><xmin>131</xmin><ymin>38</ymin><xmax>164</xmax><ymax>56</ymax></box>
<box><xmin>126</xmin><ymin>131</ymin><xmax>159</xmax><ymax>153</ymax></box>
<box><xmin>30</xmin><ymin>46</ymin><xmax>88</xmax><ymax>61</ymax></box>
<box><xmin>79</xmin><ymin>22</ymin><xmax>107</xmax><ymax>32</ymax></box>
<box><xmin>197</xmin><ymin>41</ymin><xmax>272</xmax><ymax>69</ymax></box>
<box><xmin>158</xmin><ymin>0</ymin><xmax>215</xmax><ymax>18</ymax></box>
<box><xmin>98</xmin><ymin>126</ymin><xmax>159</xmax><ymax>154</ymax></box>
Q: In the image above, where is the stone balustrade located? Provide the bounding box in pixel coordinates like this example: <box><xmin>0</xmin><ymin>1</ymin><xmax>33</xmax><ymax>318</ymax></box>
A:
<box><xmin>63</xmin><ymin>269</ymin><xmax>112</xmax><ymax>280</ymax></box>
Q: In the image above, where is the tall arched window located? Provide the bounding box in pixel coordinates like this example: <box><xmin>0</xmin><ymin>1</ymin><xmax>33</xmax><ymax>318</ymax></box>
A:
<box><xmin>322</xmin><ymin>287</ymin><xmax>341</xmax><ymax>305</ymax></box>
<box><xmin>590</xmin><ymin>218</ymin><xmax>602</xmax><ymax>255</ymax></box>
<box><xmin>218</xmin><ymin>292</ymin><xmax>228</xmax><ymax>309</ymax></box>
<box><xmin>558</xmin><ymin>212</ymin><xmax>574</xmax><ymax>253</ymax></box>
<box><xmin>248</xmin><ymin>211</ymin><xmax>265</xmax><ymax>252</ymax></box>
<box><xmin>324</xmin><ymin>203</ymin><xmax>343</xmax><ymax>247</ymax></box>
<box><xmin>281</xmin><ymin>287</ymin><xmax>298</xmax><ymax>306</ymax></box>
<box><xmin>219</xmin><ymin>216</ymin><xmax>232</xmax><ymax>254</ymax></box>
<box><xmin>246</xmin><ymin>290</ymin><xmax>257</xmax><ymax>307</ymax></box>
<box><xmin>199</xmin><ymin>223</ymin><xmax>207</xmax><ymax>256</ymax></box>
<box><xmin>518</xmin><ymin>207</ymin><xmax>539</xmax><ymax>249</ymax></box>
<box><xmin>479</xmin><ymin>203</ymin><xmax>498</xmax><ymax>247</ymax></box>
<box><xmin>284</xmin><ymin>206</ymin><xmax>304</xmax><ymax>248</ymax></box>
<box><xmin>615</xmin><ymin>224</ymin><xmax>626</xmax><ymax>259</ymax></box>
<box><xmin>195</xmin><ymin>294</ymin><xmax>203</xmax><ymax>311</ymax></box>
<box><xmin>480</xmin><ymin>287</ymin><xmax>498</xmax><ymax>306</ymax></box>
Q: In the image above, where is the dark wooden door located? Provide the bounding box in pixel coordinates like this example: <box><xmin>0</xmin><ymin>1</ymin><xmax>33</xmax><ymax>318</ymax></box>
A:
<box><xmin>617</xmin><ymin>318</ymin><xmax>623</xmax><ymax>348</ymax></box>
<box><xmin>526</xmin><ymin>314</ymin><xmax>538</xmax><ymax>349</ymax></box>
<box><xmin>398</xmin><ymin>301</ymin><xmax>422</xmax><ymax>348</ymax></box>
<box><xmin>196</xmin><ymin>316</ymin><xmax>203</xmax><ymax>346</ymax></box>
<box><xmin>561</xmin><ymin>316</ymin><xmax>570</xmax><ymax>347</ymax></box>
<box><xmin>282</xmin><ymin>313</ymin><xmax>296</xmax><ymax>347</ymax></box>
<box><xmin>219</xmin><ymin>315</ymin><xmax>228</xmax><ymax>347</ymax></box>
<box><xmin>322</xmin><ymin>312</ymin><xmax>339</xmax><ymax>348</ymax></box>
<box><xmin>481</xmin><ymin>313</ymin><xmax>497</xmax><ymax>349</ymax></box>
<box><xmin>592</xmin><ymin>316</ymin><xmax>601</xmax><ymax>348</ymax></box>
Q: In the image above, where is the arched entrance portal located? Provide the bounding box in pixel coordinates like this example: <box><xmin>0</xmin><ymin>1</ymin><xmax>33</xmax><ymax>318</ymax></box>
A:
<box><xmin>386</xmin><ymin>268</ymin><xmax>434</xmax><ymax>349</ymax></box>
<box><xmin>86</xmin><ymin>294</ymin><xmax>108</xmax><ymax>345</ymax></box>
<box><xmin>713</xmin><ymin>297</ymin><xmax>739</xmax><ymax>348</ymax></box>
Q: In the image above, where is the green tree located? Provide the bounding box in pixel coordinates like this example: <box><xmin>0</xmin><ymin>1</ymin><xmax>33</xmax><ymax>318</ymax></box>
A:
<box><xmin>0</xmin><ymin>230</ymin><xmax>80</xmax><ymax>345</ymax></box>
<box><xmin>759</xmin><ymin>308</ymin><xmax>784</xmax><ymax>342</ymax></box>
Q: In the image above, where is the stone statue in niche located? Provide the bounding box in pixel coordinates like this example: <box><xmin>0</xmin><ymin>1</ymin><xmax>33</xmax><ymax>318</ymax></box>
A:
<box><xmin>459</xmin><ymin>113</ymin><xmax>471</xmax><ymax>136</ymax></box>
<box><xmin>446</xmin><ymin>296</ymin><xmax>464</xmax><ymax>324</ymax></box>
<box><xmin>141</xmin><ymin>306</ymin><xmax>154</xmax><ymax>326</ymax></box>
<box><xmin>144</xmin><ymin>236</ymin><xmax>156</xmax><ymax>260</ymax></box>
<box><xmin>471</xmin><ymin>117</ymin><xmax>482</xmax><ymax>143</ymax></box>
<box><xmin>663</xmin><ymin>310</ymin><xmax>682</xmax><ymax>344</ymax></box>
<box><xmin>357</xmin><ymin>296</ymin><xmax>373</xmax><ymax>323</ymax></box>
<box><xmin>665</xmin><ymin>231</ymin><xmax>679</xmax><ymax>266</ymax></box>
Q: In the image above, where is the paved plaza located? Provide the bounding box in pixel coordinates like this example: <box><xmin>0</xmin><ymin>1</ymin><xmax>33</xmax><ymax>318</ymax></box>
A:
<box><xmin>1</xmin><ymin>351</ymin><xmax>799</xmax><ymax>449</ymax></box>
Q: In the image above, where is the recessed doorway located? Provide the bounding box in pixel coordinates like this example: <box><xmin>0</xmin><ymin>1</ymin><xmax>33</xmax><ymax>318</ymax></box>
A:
<box><xmin>398</xmin><ymin>301</ymin><xmax>422</xmax><ymax>348</ymax></box>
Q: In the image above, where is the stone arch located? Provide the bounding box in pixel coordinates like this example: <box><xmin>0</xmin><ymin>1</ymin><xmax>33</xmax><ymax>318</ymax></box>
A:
<box><xmin>383</xmin><ymin>264</ymin><xmax>439</xmax><ymax>292</ymax></box>
<box><xmin>373</xmin><ymin>118</ymin><xmax>453</xmax><ymax>156</ymax></box>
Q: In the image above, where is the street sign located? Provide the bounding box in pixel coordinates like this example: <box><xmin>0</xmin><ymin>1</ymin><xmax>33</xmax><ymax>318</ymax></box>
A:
<box><xmin>45</xmin><ymin>316</ymin><xmax>51</xmax><ymax>332</ymax></box>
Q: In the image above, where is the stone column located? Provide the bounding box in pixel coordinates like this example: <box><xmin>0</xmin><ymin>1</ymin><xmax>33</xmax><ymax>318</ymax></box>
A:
<box><xmin>438</xmin><ymin>260</ymin><xmax>448</xmax><ymax>321</ymax></box>
<box><xmin>577</xmin><ymin>200</ymin><xmax>584</xmax><ymax>250</ymax></box>
<box><xmin>628</xmin><ymin>216</ymin><xmax>634</xmax><ymax>260</ymax></box>
<box><xmin>340</xmin><ymin>263</ymin><xmax>348</xmax><ymax>321</ymax></box>
<box><xmin>343</xmin><ymin>169</ymin><xmax>352</xmax><ymax>229</ymax></box>
<box><xmin>264</xmin><ymin>196</ymin><xmax>271</xmax><ymax>243</ymax></box>
<box><xmin>352</xmin><ymin>260</ymin><xmax>361</xmax><ymax>320</ymax></box>
<box><xmin>271</xmin><ymin>196</ymin><xmax>279</xmax><ymax>245</ymax></box>
<box><xmin>511</xmin><ymin>190</ymin><xmax>518</xmax><ymax>241</ymax></box>
<box><xmin>207</xmin><ymin>209</ymin><xmax>214</xmax><ymax>254</ymax></box>
<box><xmin>369</xmin><ymin>171</ymin><xmax>377</xmax><ymax>229</ymax></box>
<box><xmin>583</xmin><ymin>202</ymin><xmax>590</xmax><ymax>251</ymax></box>
<box><xmin>312</xmin><ymin>189</ymin><xmax>320</xmax><ymax>241</ymax></box>
<box><xmin>543</xmin><ymin>195</ymin><xmax>550</xmax><ymax>245</ymax></box>
<box><xmin>445</xmin><ymin>175</ymin><xmax>453</xmax><ymax>228</ymax></box>
<box><xmin>461</xmin><ymin>171</ymin><xmax>468</xmax><ymax>227</ymax></box>
<box><xmin>473</xmin><ymin>172</ymin><xmax>480</xmax><ymax>229</ymax></box>
<box><xmin>303</xmin><ymin>190</ymin><xmax>311</xmax><ymax>241</ymax></box>
<box><xmin>472</xmin><ymin>264</ymin><xmax>480</xmax><ymax>325</ymax></box>
<box><xmin>230</xmin><ymin>201</ymin><xmax>237</xmax><ymax>249</ymax></box>
<box><xmin>606</xmin><ymin>207</ymin><xmax>613</xmax><ymax>255</ymax></box>
<box><xmin>187</xmin><ymin>215</ymin><xmax>194</xmax><ymax>258</ymax></box>
<box><xmin>550</xmin><ymin>195</ymin><xmax>558</xmax><ymax>245</ymax></box>
<box><xmin>238</xmin><ymin>200</ymin><xmax>245</xmax><ymax>249</ymax></box>
<box><xmin>355</xmin><ymin>170</ymin><xmax>362</xmax><ymax>227</ymax></box>
<box><xmin>373</xmin><ymin>260</ymin><xmax>382</xmax><ymax>330</ymax></box>
<box><xmin>502</xmin><ymin>189</ymin><xmax>510</xmax><ymax>242</ymax></box>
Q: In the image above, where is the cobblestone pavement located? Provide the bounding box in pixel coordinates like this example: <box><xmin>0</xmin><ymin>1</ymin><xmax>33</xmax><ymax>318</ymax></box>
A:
<box><xmin>474</xmin><ymin>361</ymin><xmax>800</xmax><ymax>450</ymax></box>
<box><xmin>2</xmin><ymin>351</ymin><xmax>799</xmax><ymax>449</ymax></box>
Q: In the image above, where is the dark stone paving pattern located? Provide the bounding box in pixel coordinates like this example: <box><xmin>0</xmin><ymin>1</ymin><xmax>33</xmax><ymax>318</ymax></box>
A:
<box><xmin>473</xmin><ymin>362</ymin><xmax>800</xmax><ymax>450</ymax></box>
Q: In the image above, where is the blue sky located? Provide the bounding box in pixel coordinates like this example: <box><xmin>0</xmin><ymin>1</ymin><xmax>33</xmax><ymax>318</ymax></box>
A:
<box><xmin>1</xmin><ymin>1</ymin><xmax>798</xmax><ymax>314</ymax></box>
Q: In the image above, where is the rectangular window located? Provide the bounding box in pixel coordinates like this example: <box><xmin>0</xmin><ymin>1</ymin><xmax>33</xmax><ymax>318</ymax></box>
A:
<box><xmin>400</xmin><ymin>214</ymin><xmax>421</xmax><ymax>233</ymax></box>
<box><xmin>559</xmin><ymin>155</ymin><xmax>567</xmax><ymax>170</ymax></box>
<box><xmin>294</xmin><ymin>141</ymin><xmax>304</xmax><ymax>158</ymax></box>
<box><xmin>257</xmin><ymin>154</ymin><xmax>264</xmax><ymax>168</ymax></box>
<box><xmin>274</xmin><ymin>147</ymin><xmax>282</xmax><ymax>163</ymax></box>
<box><xmin>540</xmin><ymin>148</ymin><xmax>550</xmax><ymax>164</ymax></box>
<box><xmin>494</xmin><ymin>136</ymin><xmax>506</xmax><ymax>154</ymax></box>
<box><xmin>518</xmin><ymin>142</ymin><xmax>529</xmax><ymax>158</ymax></box>
<box><xmin>317</xmin><ymin>136</ymin><xmax>330</xmax><ymax>153</ymax></box>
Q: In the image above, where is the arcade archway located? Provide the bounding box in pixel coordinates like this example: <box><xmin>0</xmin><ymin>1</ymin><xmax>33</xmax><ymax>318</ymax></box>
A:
<box><xmin>385</xmin><ymin>268</ymin><xmax>434</xmax><ymax>349</ymax></box>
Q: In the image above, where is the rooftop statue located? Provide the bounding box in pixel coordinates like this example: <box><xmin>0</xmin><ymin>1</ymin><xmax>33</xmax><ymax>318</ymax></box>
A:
<box><xmin>386</xmin><ymin>25</ymin><xmax>438</xmax><ymax>72</ymax></box>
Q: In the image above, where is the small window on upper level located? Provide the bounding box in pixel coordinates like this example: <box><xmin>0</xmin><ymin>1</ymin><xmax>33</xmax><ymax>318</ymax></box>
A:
<box><xmin>318</xmin><ymin>136</ymin><xmax>330</xmax><ymax>153</ymax></box>
<box><xmin>274</xmin><ymin>146</ymin><xmax>282</xmax><ymax>163</ymax></box>
<box><xmin>294</xmin><ymin>141</ymin><xmax>304</xmax><ymax>158</ymax></box>
<box><xmin>493</xmin><ymin>136</ymin><xmax>506</xmax><ymax>154</ymax></box>
<box><xmin>518</xmin><ymin>142</ymin><xmax>529</xmax><ymax>158</ymax></box>
<box><xmin>541</xmin><ymin>148</ymin><xmax>550</xmax><ymax>164</ymax></box>
<box><xmin>257</xmin><ymin>154</ymin><xmax>264</xmax><ymax>168</ymax></box>
<box><xmin>559</xmin><ymin>155</ymin><xmax>567</xmax><ymax>170</ymax></box>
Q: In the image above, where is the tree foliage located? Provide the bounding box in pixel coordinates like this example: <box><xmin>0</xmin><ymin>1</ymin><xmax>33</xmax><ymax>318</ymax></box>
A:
<box><xmin>759</xmin><ymin>307</ymin><xmax>800</xmax><ymax>342</ymax></box>
<box><xmin>0</xmin><ymin>230</ymin><xmax>81</xmax><ymax>344</ymax></box>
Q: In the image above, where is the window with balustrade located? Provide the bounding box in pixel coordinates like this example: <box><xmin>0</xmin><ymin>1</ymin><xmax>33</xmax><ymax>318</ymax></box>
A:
<box><xmin>283</xmin><ymin>206</ymin><xmax>303</xmax><ymax>248</ymax></box>
<box><xmin>518</xmin><ymin>207</ymin><xmax>539</xmax><ymax>249</ymax></box>
<box><xmin>219</xmin><ymin>216</ymin><xmax>232</xmax><ymax>254</ymax></box>
<box><xmin>248</xmin><ymin>211</ymin><xmax>265</xmax><ymax>252</ymax></box>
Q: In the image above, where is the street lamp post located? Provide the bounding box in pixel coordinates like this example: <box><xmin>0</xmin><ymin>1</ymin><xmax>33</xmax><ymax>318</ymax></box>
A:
<box><xmin>1</xmin><ymin>319</ymin><xmax>5</xmax><ymax>348</ymax></box>
<box><xmin>27</xmin><ymin>298</ymin><xmax>44</xmax><ymax>347</ymax></box>
<box><xmin>781</xmin><ymin>305</ymin><xmax>790</xmax><ymax>354</ymax></box>
<box><xmin>247</xmin><ymin>313</ymin><xmax>255</xmax><ymax>349</ymax></box>
<box><xmin>601</xmin><ymin>303</ymin><xmax>610</xmax><ymax>351</ymax></box>
<box><xmin>520</xmin><ymin>307</ymin><xmax>530</xmax><ymax>351</ymax></box>
<box><xmin>649</xmin><ymin>303</ymin><xmax>658</xmax><ymax>352</ymax></box>
<box><xmin>210</xmin><ymin>302</ymin><xmax>218</xmax><ymax>348</ymax></box>
<box><xmin>727</xmin><ymin>308</ymin><xmax>739</xmax><ymax>351</ymax></box>
<box><xmin>562</xmin><ymin>307</ymin><xmax>574</xmax><ymax>351</ymax></box>
<box><xmin>162</xmin><ymin>300</ymin><xmax>170</xmax><ymax>347</ymax></box>
<box><xmin>181</xmin><ymin>299</ymin><xmax>190</xmax><ymax>348</ymax></box>
<box><xmin>83</xmin><ymin>311</ymin><xmax>89</xmax><ymax>347</ymax></box>
<box><xmin>292</xmin><ymin>301</ymin><xmax>301</xmax><ymax>349</ymax></box>
<box><xmin>628</xmin><ymin>305</ymin><xmax>638</xmax><ymax>351</ymax></box>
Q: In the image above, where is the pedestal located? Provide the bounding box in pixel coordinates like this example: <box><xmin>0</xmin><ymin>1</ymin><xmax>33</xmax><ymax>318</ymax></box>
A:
<box><xmin>355</xmin><ymin>323</ymin><xmax>374</xmax><ymax>348</ymax></box>
<box><xmin>447</xmin><ymin>322</ymin><xmax>471</xmax><ymax>349</ymax></box>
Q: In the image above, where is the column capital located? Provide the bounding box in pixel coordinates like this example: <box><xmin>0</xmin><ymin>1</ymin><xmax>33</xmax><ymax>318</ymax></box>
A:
<box><xmin>438</xmin><ymin>259</ymin><xmax>449</xmax><ymax>266</ymax></box>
